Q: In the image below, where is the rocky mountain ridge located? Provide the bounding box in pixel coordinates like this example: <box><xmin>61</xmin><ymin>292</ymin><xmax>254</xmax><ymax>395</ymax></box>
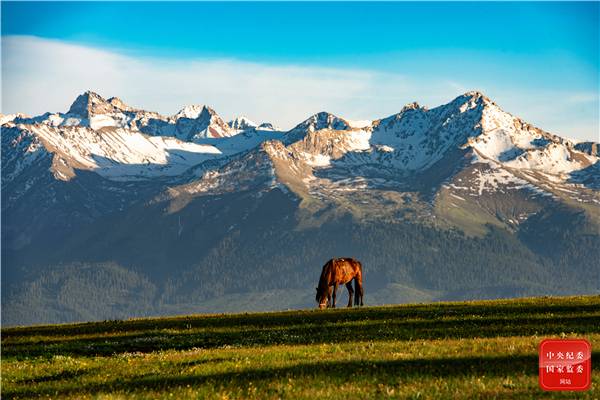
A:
<box><xmin>2</xmin><ymin>90</ymin><xmax>598</xmax><ymax>326</ymax></box>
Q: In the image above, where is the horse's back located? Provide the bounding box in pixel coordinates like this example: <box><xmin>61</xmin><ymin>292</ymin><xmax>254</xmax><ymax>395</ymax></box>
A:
<box><xmin>343</xmin><ymin>257</ymin><xmax>362</xmax><ymax>273</ymax></box>
<box><xmin>329</xmin><ymin>258</ymin><xmax>359</xmax><ymax>283</ymax></box>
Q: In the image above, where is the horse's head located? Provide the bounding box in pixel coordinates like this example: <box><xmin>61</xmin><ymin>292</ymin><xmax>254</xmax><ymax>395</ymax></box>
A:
<box><xmin>316</xmin><ymin>286</ymin><xmax>329</xmax><ymax>309</ymax></box>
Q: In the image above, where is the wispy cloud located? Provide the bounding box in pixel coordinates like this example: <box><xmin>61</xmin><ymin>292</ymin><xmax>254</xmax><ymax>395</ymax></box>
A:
<box><xmin>565</xmin><ymin>92</ymin><xmax>599</xmax><ymax>104</ymax></box>
<box><xmin>2</xmin><ymin>35</ymin><xmax>598</xmax><ymax>141</ymax></box>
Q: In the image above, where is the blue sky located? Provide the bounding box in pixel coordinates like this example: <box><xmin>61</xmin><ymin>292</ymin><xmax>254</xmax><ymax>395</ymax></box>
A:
<box><xmin>2</xmin><ymin>1</ymin><xmax>599</xmax><ymax>141</ymax></box>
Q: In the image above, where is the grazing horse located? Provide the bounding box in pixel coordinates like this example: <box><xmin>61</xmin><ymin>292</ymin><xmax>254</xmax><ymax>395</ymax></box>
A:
<box><xmin>315</xmin><ymin>257</ymin><xmax>364</xmax><ymax>309</ymax></box>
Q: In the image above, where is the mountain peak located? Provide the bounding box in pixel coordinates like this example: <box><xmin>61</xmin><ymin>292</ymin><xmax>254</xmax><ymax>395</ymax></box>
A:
<box><xmin>229</xmin><ymin>116</ymin><xmax>258</xmax><ymax>130</ymax></box>
<box><xmin>458</xmin><ymin>90</ymin><xmax>492</xmax><ymax>106</ymax></box>
<box><xmin>463</xmin><ymin>90</ymin><xmax>486</xmax><ymax>97</ymax></box>
<box><xmin>400</xmin><ymin>102</ymin><xmax>423</xmax><ymax>113</ymax></box>
<box><xmin>294</xmin><ymin>111</ymin><xmax>350</xmax><ymax>132</ymax></box>
<box><xmin>175</xmin><ymin>105</ymin><xmax>223</xmax><ymax>122</ymax></box>
<box><xmin>107</xmin><ymin>96</ymin><xmax>132</xmax><ymax>111</ymax></box>
<box><xmin>435</xmin><ymin>90</ymin><xmax>495</xmax><ymax>117</ymax></box>
<box><xmin>173</xmin><ymin>105</ymin><xmax>235</xmax><ymax>140</ymax></box>
<box><xmin>198</xmin><ymin>105</ymin><xmax>218</xmax><ymax>121</ymax></box>
<box><xmin>175</xmin><ymin>104</ymin><xmax>212</xmax><ymax>120</ymax></box>
<box><xmin>257</xmin><ymin>122</ymin><xmax>278</xmax><ymax>131</ymax></box>
<box><xmin>67</xmin><ymin>91</ymin><xmax>111</xmax><ymax>117</ymax></box>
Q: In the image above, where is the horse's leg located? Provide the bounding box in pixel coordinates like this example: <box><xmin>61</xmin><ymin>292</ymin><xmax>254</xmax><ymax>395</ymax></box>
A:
<box><xmin>332</xmin><ymin>284</ymin><xmax>337</xmax><ymax>308</ymax></box>
<box><xmin>354</xmin><ymin>276</ymin><xmax>363</xmax><ymax>307</ymax></box>
<box><xmin>327</xmin><ymin>286</ymin><xmax>332</xmax><ymax>308</ymax></box>
<box><xmin>345</xmin><ymin>282</ymin><xmax>354</xmax><ymax>307</ymax></box>
<box><xmin>359</xmin><ymin>281</ymin><xmax>364</xmax><ymax>306</ymax></box>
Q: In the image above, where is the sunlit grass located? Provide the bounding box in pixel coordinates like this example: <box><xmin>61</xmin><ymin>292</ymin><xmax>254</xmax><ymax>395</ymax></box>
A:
<box><xmin>2</xmin><ymin>295</ymin><xmax>599</xmax><ymax>399</ymax></box>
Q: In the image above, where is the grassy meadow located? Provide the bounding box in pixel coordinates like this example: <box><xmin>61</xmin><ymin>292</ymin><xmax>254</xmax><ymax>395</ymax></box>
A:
<box><xmin>1</xmin><ymin>295</ymin><xmax>599</xmax><ymax>399</ymax></box>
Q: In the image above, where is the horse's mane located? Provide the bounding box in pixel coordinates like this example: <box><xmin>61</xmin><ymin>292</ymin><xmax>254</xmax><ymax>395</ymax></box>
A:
<box><xmin>318</xmin><ymin>259</ymin><xmax>333</xmax><ymax>290</ymax></box>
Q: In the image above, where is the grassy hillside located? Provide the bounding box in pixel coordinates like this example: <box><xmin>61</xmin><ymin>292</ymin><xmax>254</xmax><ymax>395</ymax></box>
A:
<box><xmin>2</xmin><ymin>295</ymin><xmax>599</xmax><ymax>399</ymax></box>
<box><xmin>4</xmin><ymin>201</ymin><xmax>599</xmax><ymax>326</ymax></box>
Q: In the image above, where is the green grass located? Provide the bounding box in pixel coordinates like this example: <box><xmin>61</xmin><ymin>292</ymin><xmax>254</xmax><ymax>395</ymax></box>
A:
<box><xmin>2</xmin><ymin>295</ymin><xmax>599</xmax><ymax>399</ymax></box>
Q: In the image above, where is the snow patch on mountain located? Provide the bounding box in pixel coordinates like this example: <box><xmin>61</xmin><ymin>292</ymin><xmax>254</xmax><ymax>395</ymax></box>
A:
<box><xmin>473</xmin><ymin>168</ymin><xmax>537</xmax><ymax>196</ymax></box>
<box><xmin>171</xmin><ymin>142</ymin><xmax>281</xmax><ymax>199</ymax></box>
<box><xmin>467</xmin><ymin>99</ymin><xmax>596</xmax><ymax>176</ymax></box>
<box><xmin>346</xmin><ymin>119</ymin><xmax>372</xmax><ymax>129</ymax></box>
<box><xmin>289</xmin><ymin>128</ymin><xmax>372</xmax><ymax>167</ymax></box>
<box><xmin>175</xmin><ymin>105</ymin><xmax>205</xmax><ymax>120</ymax></box>
<box><xmin>13</xmin><ymin>124</ymin><xmax>223</xmax><ymax>180</ymax></box>
<box><xmin>0</xmin><ymin>113</ymin><xmax>28</xmax><ymax>125</ymax></box>
<box><xmin>505</xmin><ymin>143</ymin><xmax>592</xmax><ymax>174</ymax></box>
<box><xmin>257</xmin><ymin>122</ymin><xmax>279</xmax><ymax>131</ymax></box>
<box><xmin>1</xmin><ymin>125</ymin><xmax>51</xmax><ymax>184</ymax></box>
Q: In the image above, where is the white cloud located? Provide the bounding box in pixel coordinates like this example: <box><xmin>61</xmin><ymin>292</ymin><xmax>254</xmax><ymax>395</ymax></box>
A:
<box><xmin>1</xmin><ymin>35</ymin><xmax>598</xmax><ymax>142</ymax></box>
<box><xmin>565</xmin><ymin>92</ymin><xmax>599</xmax><ymax>104</ymax></box>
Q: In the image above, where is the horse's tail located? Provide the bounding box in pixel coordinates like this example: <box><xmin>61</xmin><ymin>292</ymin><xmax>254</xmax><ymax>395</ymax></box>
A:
<box><xmin>354</xmin><ymin>260</ymin><xmax>363</xmax><ymax>306</ymax></box>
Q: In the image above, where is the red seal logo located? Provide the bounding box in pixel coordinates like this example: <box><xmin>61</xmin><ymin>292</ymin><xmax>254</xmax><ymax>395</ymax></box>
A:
<box><xmin>539</xmin><ymin>339</ymin><xmax>591</xmax><ymax>391</ymax></box>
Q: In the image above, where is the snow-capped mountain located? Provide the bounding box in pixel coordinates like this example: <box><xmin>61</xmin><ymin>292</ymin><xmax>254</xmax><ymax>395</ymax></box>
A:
<box><xmin>6</xmin><ymin>91</ymin><xmax>241</xmax><ymax>142</ymax></box>
<box><xmin>2</xmin><ymin>123</ymin><xmax>224</xmax><ymax>182</ymax></box>
<box><xmin>257</xmin><ymin>122</ymin><xmax>279</xmax><ymax>131</ymax></box>
<box><xmin>293</xmin><ymin>111</ymin><xmax>352</xmax><ymax>132</ymax></box>
<box><xmin>228</xmin><ymin>116</ymin><xmax>258</xmax><ymax>131</ymax></box>
<box><xmin>3</xmin><ymin>90</ymin><xmax>598</xmax><ymax>213</ymax></box>
<box><xmin>227</xmin><ymin>116</ymin><xmax>280</xmax><ymax>133</ymax></box>
<box><xmin>2</xmin><ymin>90</ymin><xmax>599</xmax><ymax>325</ymax></box>
<box><xmin>1</xmin><ymin>92</ymin><xmax>288</xmax><ymax>183</ymax></box>
<box><xmin>170</xmin><ymin>105</ymin><xmax>234</xmax><ymax>140</ymax></box>
<box><xmin>284</xmin><ymin>111</ymin><xmax>353</xmax><ymax>144</ymax></box>
<box><xmin>163</xmin><ymin>90</ymin><xmax>598</xmax><ymax>233</ymax></box>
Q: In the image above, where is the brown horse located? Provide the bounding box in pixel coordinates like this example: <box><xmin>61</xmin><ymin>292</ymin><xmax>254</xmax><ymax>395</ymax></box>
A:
<box><xmin>315</xmin><ymin>257</ymin><xmax>364</xmax><ymax>309</ymax></box>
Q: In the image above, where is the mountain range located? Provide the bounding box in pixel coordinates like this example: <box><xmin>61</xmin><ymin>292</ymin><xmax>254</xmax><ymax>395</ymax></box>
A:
<box><xmin>2</xmin><ymin>91</ymin><xmax>599</xmax><ymax>326</ymax></box>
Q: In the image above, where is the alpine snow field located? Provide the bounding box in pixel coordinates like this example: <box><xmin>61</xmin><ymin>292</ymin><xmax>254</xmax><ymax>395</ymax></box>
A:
<box><xmin>2</xmin><ymin>91</ymin><xmax>599</xmax><ymax>326</ymax></box>
<box><xmin>2</xmin><ymin>296</ymin><xmax>599</xmax><ymax>399</ymax></box>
